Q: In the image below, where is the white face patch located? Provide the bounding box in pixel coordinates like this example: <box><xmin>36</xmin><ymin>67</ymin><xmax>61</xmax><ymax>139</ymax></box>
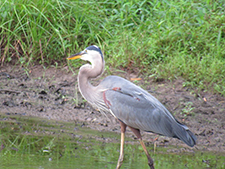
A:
<box><xmin>81</xmin><ymin>50</ymin><xmax>101</xmax><ymax>68</ymax></box>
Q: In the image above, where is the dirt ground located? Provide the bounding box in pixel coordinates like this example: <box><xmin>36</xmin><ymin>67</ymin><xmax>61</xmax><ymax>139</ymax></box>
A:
<box><xmin>0</xmin><ymin>64</ymin><xmax>225</xmax><ymax>153</ymax></box>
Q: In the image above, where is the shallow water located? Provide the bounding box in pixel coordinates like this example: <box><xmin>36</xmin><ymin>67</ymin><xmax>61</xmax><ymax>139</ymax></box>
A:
<box><xmin>0</xmin><ymin>114</ymin><xmax>224</xmax><ymax>169</ymax></box>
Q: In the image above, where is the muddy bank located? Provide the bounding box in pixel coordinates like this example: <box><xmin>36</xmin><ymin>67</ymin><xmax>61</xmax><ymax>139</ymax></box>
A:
<box><xmin>0</xmin><ymin>65</ymin><xmax>225</xmax><ymax>153</ymax></box>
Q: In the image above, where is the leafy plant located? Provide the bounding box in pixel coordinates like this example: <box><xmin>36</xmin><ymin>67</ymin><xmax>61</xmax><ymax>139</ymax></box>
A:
<box><xmin>1</xmin><ymin>0</ymin><xmax>225</xmax><ymax>96</ymax></box>
<box><xmin>181</xmin><ymin>102</ymin><xmax>195</xmax><ymax>117</ymax></box>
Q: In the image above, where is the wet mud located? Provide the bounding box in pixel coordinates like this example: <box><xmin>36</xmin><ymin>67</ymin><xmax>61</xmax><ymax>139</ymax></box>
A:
<box><xmin>0</xmin><ymin>65</ymin><xmax>224</xmax><ymax>153</ymax></box>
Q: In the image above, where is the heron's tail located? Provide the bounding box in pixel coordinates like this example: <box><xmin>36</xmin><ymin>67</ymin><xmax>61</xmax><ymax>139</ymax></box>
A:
<box><xmin>173</xmin><ymin>121</ymin><xmax>197</xmax><ymax>147</ymax></box>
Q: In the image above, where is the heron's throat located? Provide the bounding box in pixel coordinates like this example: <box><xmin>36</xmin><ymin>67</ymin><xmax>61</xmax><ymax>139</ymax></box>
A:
<box><xmin>78</xmin><ymin>63</ymin><xmax>104</xmax><ymax>102</ymax></box>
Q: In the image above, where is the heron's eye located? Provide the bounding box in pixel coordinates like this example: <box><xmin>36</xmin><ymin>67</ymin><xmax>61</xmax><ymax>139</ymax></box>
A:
<box><xmin>85</xmin><ymin>50</ymin><xmax>88</xmax><ymax>53</ymax></box>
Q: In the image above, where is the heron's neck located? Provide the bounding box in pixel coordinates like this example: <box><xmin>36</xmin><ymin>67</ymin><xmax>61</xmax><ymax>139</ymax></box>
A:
<box><xmin>78</xmin><ymin>63</ymin><xmax>104</xmax><ymax>102</ymax></box>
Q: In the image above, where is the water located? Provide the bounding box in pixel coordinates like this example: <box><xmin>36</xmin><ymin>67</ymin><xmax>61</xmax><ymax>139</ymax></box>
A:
<box><xmin>0</xmin><ymin>114</ymin><xmax>224</xmax><ymax>169</ymax></box>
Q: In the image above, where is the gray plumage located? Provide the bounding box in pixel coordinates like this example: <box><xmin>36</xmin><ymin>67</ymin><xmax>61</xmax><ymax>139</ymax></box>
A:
<box><xmin>68</xmin><ymin>45</ymin><xmax>197</xmax><ymax>169</ymax></box>
<box><xmin>97</xmin><ymin>76</ymin><xmax>196</xmax><ymax>147</ymax></box>
<box><xmin>68</xmin><ymin>45</ymin><xmax>196</xmax><ymax>150</ymax></box>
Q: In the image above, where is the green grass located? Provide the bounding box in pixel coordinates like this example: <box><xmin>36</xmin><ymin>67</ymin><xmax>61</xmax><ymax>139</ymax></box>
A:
<box><xmin>1</xmin><ymin>114</ymin><xmax>225</xmax><ymax>169</ymax></box>
<box><xmin>0</xmin><ymin>0</ymin><xmax>225</xmax><ymax>95</ymax></box>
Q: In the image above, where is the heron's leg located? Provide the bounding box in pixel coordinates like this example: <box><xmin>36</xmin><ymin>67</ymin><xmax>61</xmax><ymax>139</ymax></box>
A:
<box><xmin>116</xmin><ymin>121</ymin><xmax>127</xmax><ymax>169</ymax></box>
<box><xmin>129</xmin><ymin>126</ymin><xmax>155</xmax><ymax>169</ymax></box>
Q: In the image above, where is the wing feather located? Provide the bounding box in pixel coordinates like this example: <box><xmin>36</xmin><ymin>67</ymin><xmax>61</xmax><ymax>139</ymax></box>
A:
<box><xmin>91</xmin><ymin>75</ymin><xmax>196</xmax><ymax>146</ymax></box>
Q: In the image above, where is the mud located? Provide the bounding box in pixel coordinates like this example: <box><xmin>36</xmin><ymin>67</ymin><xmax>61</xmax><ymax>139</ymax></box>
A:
<box><xmin>0</xmin><ymin>65</ymin><xmax>225</xmax><ymax>153</ymax></box>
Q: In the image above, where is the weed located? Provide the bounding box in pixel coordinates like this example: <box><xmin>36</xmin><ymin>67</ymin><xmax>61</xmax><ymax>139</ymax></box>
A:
<box><xmin>0</xmin><ymin>0</ymin><xmax>225</xmax><ymax>96</ymax></box>
<box><xmin>181</xmin><ymin>102</ymin><xmax>195</xmax><ymax>117</ymax></box>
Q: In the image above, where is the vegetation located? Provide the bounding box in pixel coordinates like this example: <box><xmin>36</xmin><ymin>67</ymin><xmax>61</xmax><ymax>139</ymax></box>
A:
<box><xmin>1</xmin><ymin>114</ymin><xmax>225</xmax><ymax>169</ymax></box>
<box><xmin>0</xmin><ymin>0</ymin><xmax>225</xmax><ymax>95</ymax></box>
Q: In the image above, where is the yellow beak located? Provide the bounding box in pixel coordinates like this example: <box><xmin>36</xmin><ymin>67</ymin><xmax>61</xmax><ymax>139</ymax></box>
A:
<box><xmin>67</xmin><ymin>51</ymin><xmax>85</xmax><ymax>60</ymax></box>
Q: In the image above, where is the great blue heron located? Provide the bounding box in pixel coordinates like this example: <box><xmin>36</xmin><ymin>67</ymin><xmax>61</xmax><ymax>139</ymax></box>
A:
<box><xmin>67</xmin><ymin>45</ymin><xmax>197</xmax><ymax>169</ymax></box>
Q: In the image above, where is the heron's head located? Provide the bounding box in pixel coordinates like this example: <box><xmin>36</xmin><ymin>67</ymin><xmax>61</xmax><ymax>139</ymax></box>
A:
<box><xmin>67</xmin><ymin>45</ymin><xmax>103</xmax><ymax>64</ymax></box>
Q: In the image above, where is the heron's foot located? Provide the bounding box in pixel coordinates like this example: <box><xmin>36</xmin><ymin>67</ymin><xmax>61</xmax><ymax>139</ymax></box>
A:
<box><xmin>137</xmin><ymin>138</ymin><xmax>155</xmax><ymax>169</ymax></box>
<box><xmin>116</xmin><ymin>154</ymin><xmax>124</xmax><ymax>169</ymax></box>
<box><xmin>148</xmin><ymin>158</ymin><xmax>155</xmax><ymax>169</ymax></box>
